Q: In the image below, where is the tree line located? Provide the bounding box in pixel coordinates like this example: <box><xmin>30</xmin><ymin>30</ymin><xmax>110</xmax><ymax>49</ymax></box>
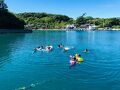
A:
<box><xmin>16</xmin><ymin>12</ymin><xmax>120</xmax><ymax>29</ymax></box>
<box><xmin>76</xmin><ymin>16</ymin><xmax>120</xmax><ymax>29</ymax></box>
<box><xmin>0</xmin><ymin>9</ymin><xmax>120</xmax><ymax>29</ymax></box>
<box><xmin>16</xmin><ymin>12</ymin><xmax>74</xmax><ymax>29</ymax></box>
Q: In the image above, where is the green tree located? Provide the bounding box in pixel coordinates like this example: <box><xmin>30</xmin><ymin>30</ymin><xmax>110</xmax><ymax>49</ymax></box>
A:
<box><xmin>0</xmin><ymin>9</ymin><xmax>25</xmax><ymax>29</ymax></box>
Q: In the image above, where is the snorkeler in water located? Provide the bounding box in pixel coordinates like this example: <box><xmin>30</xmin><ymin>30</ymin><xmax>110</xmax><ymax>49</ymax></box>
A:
<box><xmin>45</xmin><ymin>45</ymin><xmax>53</xmax><ymax>51</ymax></box>
<box><xmin>33</xmin><ymin>46</ymin><xmax>41</xmax><ymax>53</ymax></box>
<box><xmin>64</xmin><ymin>47</ymin><xmax>69</xmax><ymax>52</ymax></box>
<box><xmin>40</xmin><ymin>46</ymin><xmax>44</xmax><ymax>49</ymax></box>
<box><xmin>58</xmin><ymin>43</ymin><xmax>64</xmax><ymax>48</ymax></box>
<box><xmin>83</xmin><ymin>49</ymin><xmax>89</xmax><ymax>53</ymax></box>
<box><xmin>33</xmin><ymin>46</ymin><xmax>45</xmax><ymax>53</ymax></box>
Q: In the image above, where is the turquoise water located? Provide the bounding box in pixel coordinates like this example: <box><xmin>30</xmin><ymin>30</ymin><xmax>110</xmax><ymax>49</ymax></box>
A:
<box><xmin>0</xmin><ymin>30</ymin><xmax>120</xmax><ymax>90</ymax></box>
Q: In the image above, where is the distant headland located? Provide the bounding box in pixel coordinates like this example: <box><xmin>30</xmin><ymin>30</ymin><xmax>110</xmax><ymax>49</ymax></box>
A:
<box><xmin>16</xmin><ymin>12</ymin><xmax>120</xmax><ymax>30</ymax></box>
<box><xmin>0</xmin><ymin>0</ymin><xmax>120</xmax><ymax>31</ymax></box>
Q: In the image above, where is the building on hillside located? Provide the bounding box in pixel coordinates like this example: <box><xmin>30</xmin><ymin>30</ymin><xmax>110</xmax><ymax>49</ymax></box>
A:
<box><xmin>0</xmin><ymin>0</ymin><xmax>7</xmax><ymax>9</ymax></box>
<box><xmin>80</xmin><ymin>24</ymin><xmax>97</xmax><ymax>30</ymax></box>
<box><xmin>66</xmin><ymin>24</ymin><xmax>76</xmax><ymax>29</ymax></box>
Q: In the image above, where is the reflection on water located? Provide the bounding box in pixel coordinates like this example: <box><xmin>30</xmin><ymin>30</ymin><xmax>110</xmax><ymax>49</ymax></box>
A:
<box><xmin>0</xmin><ymin>31</ymin><xmax>120</xmax><ymax>90</ymax></box>
<box><xmin>66</xmin><ymin>31</ymin><xmax>77</xmax><ymax>45</ymax></box>
<box><xmin>0</xmin><ymin>33</ymin><xmax>25</xmax><ymax>67</ymax></box>
<box><xmin>88</xmin><ymin>31</ymin><xmax>95</xmax><ymax>44</ymax></box>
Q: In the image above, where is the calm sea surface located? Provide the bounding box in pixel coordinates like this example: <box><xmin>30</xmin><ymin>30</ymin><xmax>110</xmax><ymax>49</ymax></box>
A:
<box><xmin>0</xmin><ymin>30</ymin><xmax>120</xmax><ymax>90</ymax></box>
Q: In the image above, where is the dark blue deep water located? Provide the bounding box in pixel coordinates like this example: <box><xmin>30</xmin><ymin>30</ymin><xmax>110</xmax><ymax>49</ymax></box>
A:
<box><xmin>0</xmin><ymin>30</ymin><xmax>120</xmax><ymax>90</ymax></box>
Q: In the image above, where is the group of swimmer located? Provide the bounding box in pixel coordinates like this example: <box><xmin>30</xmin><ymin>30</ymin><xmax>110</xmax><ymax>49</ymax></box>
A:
<box><xmin>34</xmin><ymin>43</ymin><xmax>72</xmax><ymax>53</ymax></box>
<box><xmin>58</xmin><ymin>43</ymin><xmax>71</xmax><ymax>51</ymax></box>
<box><xmin>69</xmin><ymin>49</ymin><xmax>89</xmax><ymax>68</ymax></box>
<box><xmin>69</xmin><ymin>54</ymin><xmax>84</xmax><ymax>68</ymax></box>
<box><xmin>33</xmin><ymin>43</ymin><xmax>89</xmax><ymax>68</ymax></box>
<box><xmin>34</xmin><ymin>45</ymin><xmax>53</xmax><ymax>53</ymax></box>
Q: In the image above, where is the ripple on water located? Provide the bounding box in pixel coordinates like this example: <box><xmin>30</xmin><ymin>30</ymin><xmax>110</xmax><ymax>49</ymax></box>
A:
<box><xmin>0</xmin><ymin>31</ymin><xmax>120</xmax><ymax>90</ymax></box>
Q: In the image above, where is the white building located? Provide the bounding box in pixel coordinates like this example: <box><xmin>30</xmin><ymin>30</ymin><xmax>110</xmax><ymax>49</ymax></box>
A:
<box><xmin>80</xmin><ymin>24</ymin><xmax>97</xmax><ymax>30</ymax></box>
<box><xmin>66</xmin><ymin>24</ymin><xmax>76</xmax><ymax>29</ymax></box>
<box><xmin>88</xmin><ymin>24</ymin><xmax>97</xmax><ymax>30</ymax></box>
<box><xmin>0</xmin><ymin>0</ymin><xmax>7</xmax><ymax>9</ymax></box>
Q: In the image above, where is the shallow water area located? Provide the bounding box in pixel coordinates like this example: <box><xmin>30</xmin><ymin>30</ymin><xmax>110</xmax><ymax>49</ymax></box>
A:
<box><xmin>0</xmin><ymin>30</ymin><xmax>120</xmax><ymax>90</ymax></box>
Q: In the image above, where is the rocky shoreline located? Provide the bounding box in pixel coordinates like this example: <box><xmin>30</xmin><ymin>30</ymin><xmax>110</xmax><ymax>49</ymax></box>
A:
<box><xmin>0</xmin><ymin>29</ymin><xmax>32</xmax><ymax>33</ymax></box>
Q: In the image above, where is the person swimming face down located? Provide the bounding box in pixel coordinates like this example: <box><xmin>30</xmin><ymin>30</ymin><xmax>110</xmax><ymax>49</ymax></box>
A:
<box><xmin>46</xmin><ymin>45</ymin><xmax>53</xmax><ymax>51</ymax></box>
<box><xmin>64</xmin><ymin>47</ymin><xmax>69</xmax><ymax>52</ymax></box>
<box><xmin>83</xmin><ymin>49</ymin><xmax>89</xmax><ymax>53</ymax></box>
<box><xmin>33</xmin><ymin>46</ymin><xmax>41</xmax><ymax>53</ymax></box>
<box><xmin>58</xmin><ymin>43</ymin><xmax>63</xmax><ymax>48</ymax></box>
<box><xmin>48</xmin><ymin>46</ymin><xmax>51</xmax><ymax>50</ymax></box>
<box><xmin>41</xmin><ymin>46</ymin><xmax>44</xmax><ymax>49</ymax></box>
